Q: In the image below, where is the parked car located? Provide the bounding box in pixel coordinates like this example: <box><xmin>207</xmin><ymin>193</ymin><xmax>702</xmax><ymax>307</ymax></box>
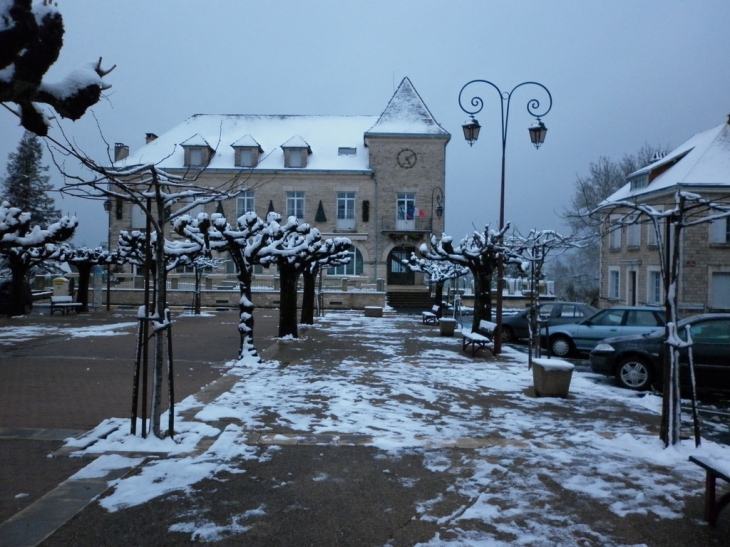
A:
<box><xmin>540</xmin><ymin>306</ymin><xmax>665</xmax><ymax>357</ymax></box>
<box><xmin>590</xmin><ymin>314</ymin><xmax>730</xmax><ymax>391</ymax></box>
<box><xmin>501</xmin><ymin>301</ymin><xmax>597</xmax><ymax>343</ymax></box>
<box><xmin>0</xmin><ymin>279</ymin><xmax>33</xmax><ymax>315</ymax></box>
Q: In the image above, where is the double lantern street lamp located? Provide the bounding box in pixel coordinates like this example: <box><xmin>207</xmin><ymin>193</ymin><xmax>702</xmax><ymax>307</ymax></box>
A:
<box><xmin>103</xmin><ymin>199</ymin><xmax>112</xmax><ymax>311</ymax></box>
<box><xmin>458</xmin><ymin>79</ymin><xmax>552</xmax><ymax>354</ymax></box>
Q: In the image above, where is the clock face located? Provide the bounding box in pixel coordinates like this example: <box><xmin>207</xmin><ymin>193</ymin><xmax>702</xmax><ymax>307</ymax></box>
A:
<box><xmin>397</xmin><ymin>148</ymin><xmax>417</xmax><ymax>169</ymax></box>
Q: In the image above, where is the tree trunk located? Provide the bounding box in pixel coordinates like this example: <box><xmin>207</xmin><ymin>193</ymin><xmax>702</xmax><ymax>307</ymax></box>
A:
<box><xmin>300</xmin><ymin>269</ymin><xmax>316</xmax><ymax>325</ymax></box>
<box><xmin>471</xmin><ymin>269</ymin><xmax>492</xmax><ymax>332</ymax></box>
<box><xmin>234</xmin><ymin>260</ymin><xmax>259</xmax><ymax>361</ymax></box>
<box><xmin>661</xmin><ymin>208</ymin><xmax>684</xmax><ymax>446</ymax></box>
<box><xmin>6</xmin><ymin>260</ymin><xmax>29</xmax><ymax>316</ymax></box>
<box><xmin>194</xmin><ymin>268</ymin><xmax>202</xmax><ymax>315</ymax></box>
<box><xmin>150</xmin><ymin>186</ymin><xmax>169</xmax><ymax>439</ymax></box>
<box><xmin>434</xmin><ymin>281</ymin><xmax>444</xmax><ymax>306</ymax></box>
<box><xmin>279</xmin><ymin>264</ymin><xmax>299</xmax><ymax>338</ymax></box>
<box><xmin>75</xmin><ymin>263</ymin><xmax>92</xmax><ymax>312</ymax></box>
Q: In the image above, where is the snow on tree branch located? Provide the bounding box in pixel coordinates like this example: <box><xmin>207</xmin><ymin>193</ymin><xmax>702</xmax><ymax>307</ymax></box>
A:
<box><xmin>0</xmin><ymin>0</ymin><xmax>115</xmax><ymax>135</ymax></box>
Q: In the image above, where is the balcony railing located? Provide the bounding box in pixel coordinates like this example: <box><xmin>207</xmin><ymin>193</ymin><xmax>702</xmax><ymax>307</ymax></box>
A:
<box><xmin>380</xmin><ymin>217</ymin><xmax>434</xmax><ymax>233</ymax></box>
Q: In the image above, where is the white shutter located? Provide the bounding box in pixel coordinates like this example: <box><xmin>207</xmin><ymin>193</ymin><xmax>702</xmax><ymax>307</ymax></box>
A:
<box><xmin>710</xmin><ymin>272</ymin><xmax>730</xmax><ymax>309</ymax></box>
<box><xmin>131</xmin><ymin>205</ymin><xmax>146</xmax><ymax>228</ymax></box>
<box><xmin>709</xmin><ymin>218</ymin><xmax>727</xmax><ymax>243</ymax></box>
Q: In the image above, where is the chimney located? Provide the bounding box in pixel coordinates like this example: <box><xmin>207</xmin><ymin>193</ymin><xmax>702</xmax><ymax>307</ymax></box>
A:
<box><xmin>145</xmin><ymin>133</ymin><xmax>158</xmax><ymax>144</ymax></box>
<box><xmin>114</xmin><ymin>143</ymin><xmax>129</xmax><ymax>162</ymax></box>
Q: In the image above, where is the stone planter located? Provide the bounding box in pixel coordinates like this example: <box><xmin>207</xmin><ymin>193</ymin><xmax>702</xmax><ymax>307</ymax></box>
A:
<box><xmin>364</xmin><ymin>306</ymin><xmax>383</xmax><ymax>318</ymax></box>
<box><xmin>439</xmin><ymin>318</ymin><xmax>457</xmax><ymax>336</ymax></box>
<box><xmin>532</xmin><ymin>358</ymin><xmax>574</xmax><ymax>398</ymax></box>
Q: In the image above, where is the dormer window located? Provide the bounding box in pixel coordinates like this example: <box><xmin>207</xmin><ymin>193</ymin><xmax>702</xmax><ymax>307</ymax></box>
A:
<box><xmin>288</xmin><ymin>149</ymin><xmax>305</xmax><ymax>167</ymax></box>
<box><xmin>338</xmin><ymin>147</ymin><xmax>356</xmax><ymax>156</ymax></box>
<box><xmin>231</xmin><ymin>135</ymin><xmax>263</xmax><ymax>168</ymax></box>
<box><xmin>188</xmin><ymin>147</ymin><xmax>205</xmax><ymax>167</ymax></box>
<box><xmin>629</xmin><ymin>174</ymin><xmax>648</xmax><ymax>191</ymax></box>
<box><xmin>281</xmin><ymin>136</ymin><xmax>312</xmax><ymax>168</ymax></box>
<box><xmin>181</xmin><ymin>134</ymin><xmax>213</xmax><ymax>168</ymax></box>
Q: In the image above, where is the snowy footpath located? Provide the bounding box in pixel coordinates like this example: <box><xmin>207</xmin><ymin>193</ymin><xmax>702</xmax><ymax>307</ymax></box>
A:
<box><xmin>46</xmin><ymin>312</ymin><xmax>730</xmax><ymax>546</ymax></box>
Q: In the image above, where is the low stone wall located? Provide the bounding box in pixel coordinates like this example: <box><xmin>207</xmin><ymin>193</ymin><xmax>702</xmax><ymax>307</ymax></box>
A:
<box><xmin>94</xmin><ymin>289</ymin><xmax>386</xmax><ymax>310</ymax></box>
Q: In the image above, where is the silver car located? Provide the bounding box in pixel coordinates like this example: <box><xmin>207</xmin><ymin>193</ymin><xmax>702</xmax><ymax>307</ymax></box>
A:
<box><xmin>540</xmin><ymin>306</ymin><xmax>666</xmax><ymax>357</ymax></box>
<box><xmin>501</xmin><ymin>301</ymin><xmax>597</xmax><ymax>343</ymax></box>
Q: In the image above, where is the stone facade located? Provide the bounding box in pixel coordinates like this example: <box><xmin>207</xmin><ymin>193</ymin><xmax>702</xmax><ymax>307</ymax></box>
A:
<box><xmin>598</xmin><ymin>120</ymin><xmax>730</xmax><ymax>314</ymax></box>
<box><xmin>107</xmin><ymin>78</ymin><xmax>450</xmax><ymax>307</ymax></box>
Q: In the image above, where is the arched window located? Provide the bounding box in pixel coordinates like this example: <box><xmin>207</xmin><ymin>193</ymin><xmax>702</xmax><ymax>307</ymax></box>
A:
<box><xmin>328</xmin><ymin>246</ymin><xmax>363</xmax><ymax>276</ymax></box>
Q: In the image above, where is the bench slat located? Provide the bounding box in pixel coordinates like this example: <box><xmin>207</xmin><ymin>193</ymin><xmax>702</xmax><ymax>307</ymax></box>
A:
<box><xmin>689</xmin><ymin>456</ymin><xmax>730</xmax><ymax>526</ymax></box>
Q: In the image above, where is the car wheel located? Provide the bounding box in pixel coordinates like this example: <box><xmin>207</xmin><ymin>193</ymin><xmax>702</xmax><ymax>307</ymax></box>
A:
<box><xmin>550</xmin><ymin>335</ymin><xmax>573</xmax><ymax>357</ymax></box>
<box><xmin>23</xmin><ymin>302</ymin><xmax>32</xmax><ymax>315</ymax></box>
<box><xmin>616</xmin><ymin>357</ymin><xmax>652</xmax><ymax>390</ymax></box>
<box><xmin>501</xmin><ymin>326</ymin><xmax>516</xmax><ymax>343</ymax></box>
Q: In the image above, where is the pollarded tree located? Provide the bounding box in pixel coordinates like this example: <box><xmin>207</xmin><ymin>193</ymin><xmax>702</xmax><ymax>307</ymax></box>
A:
<box><xmin>592</xmin><ymin>190</ymin><xmax>730</xmax><ymax>447</ymax></box>
<box><xmin>300</xmin><ymin>238</ymin><xmax>352</xmax><ymax>325</ymax></box>
<box><xmin>174</xmin><ymin>211</ymin><xmax>273</xmax><ymax>361</ymax></box>
<box><xmin>1</xmin><ymin>132</ymin><xmax>60</xmax><ymax>226</ymax></box>
<box><xmin>405</xmin><ymin>254</ymin><xmax>469</xmax><ymax>308</ymax></box>
<box><xmin>60</xmin><ymin>245</ymin><xmax>125</xmax><ymax>312</ymax></box>
<box><xmin>0</xmin><ymin>0</ymin><xmax>114</xmax><ymax>136</ymax></box>
<box><xmin>506</xmin><ymin>229</ymin><xmax>587</xmax><ymax>361</ymax></box>
<box><xmin>419</xmin><ymin>224</ymin><xmax>514</xmax><ymax>334</ymax></box>
<box><xmin>188</xmin><ymin>256</ymin><xmax>227</xmax><ymax>315</ymax></box>
<box><xmin>0</xmin><ymin>202</ymin><xmax>77</xmax><ymax>315</ymax></box>
<box><xmin>258</xmin><ymin>216</ymin><xmax>356</xmax><ymax>337</ymax></box>
<box><xmin>259</xmin><ymin>215</ymin><xmax>322</xmax><ymax>339</ymax></box>
<box><xmin>60</xmin><ymin>162</ymin><xmax>241</xmax><ymax>439</ymax></box>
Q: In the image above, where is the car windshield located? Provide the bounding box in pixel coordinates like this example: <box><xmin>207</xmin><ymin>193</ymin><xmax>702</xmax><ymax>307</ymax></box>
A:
<box><xmin>583</xmin><ymin>309</ymin><xmax>624</xmax><ymax>326</ymax></box>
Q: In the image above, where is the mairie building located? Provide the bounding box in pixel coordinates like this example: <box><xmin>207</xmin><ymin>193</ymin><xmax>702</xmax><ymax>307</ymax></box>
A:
<box><xmin>110</xmin><ymin>77</ymin><xmax>450</xmax><ymax>309</ymax></box>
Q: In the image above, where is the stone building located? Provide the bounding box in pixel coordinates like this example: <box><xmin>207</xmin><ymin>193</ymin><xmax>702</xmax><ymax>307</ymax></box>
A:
<box><xmin>598</xmin><ymin>117</ymin><xmax>730</xmax><ymax>314</ymax></box>
<box><xmin>110</xmin><ymin>78</ymin><xmax>450</xmax><ymax>306</ymax></box>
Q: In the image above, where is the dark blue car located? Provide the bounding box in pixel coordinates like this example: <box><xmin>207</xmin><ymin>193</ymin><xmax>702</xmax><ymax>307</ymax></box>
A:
<box><xmin>589</xmin><ymin>314</ymin><xmax>730</xmax><ymax>391</ymax></box>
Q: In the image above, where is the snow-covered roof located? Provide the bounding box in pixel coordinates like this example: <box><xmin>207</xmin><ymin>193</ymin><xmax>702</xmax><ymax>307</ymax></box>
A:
<box><xmin>115</xmin><ymin>77</ymin><xmax>449</xmax><ymax>172</ymax></box>
<box><xmin>230</xmin><ymin>134</ymin><xmax>262</xmax><ymax>150</ymax></box>
<box><xmin>280</xmin><ymin>135</ymin><xmax>311</xmax><ymax>151</ymax></box>
<box><xmin>604</xmin><ymin>120</ymin><xmax>730</xmax><ymax>203</ymax></box>
<box><xmin>117</xmin><ymin>114</ymin><xmax>378</xmax><ymax>172</ymax></box>
<box><xmin>180</xmin><ymin>134</ymin><xmax>211</xmax><ymax>148</ymax></box>
<box><xmin>365</xmin><ymin>77</ymin><xmax>450</xmax><ymax>137</ymax></box>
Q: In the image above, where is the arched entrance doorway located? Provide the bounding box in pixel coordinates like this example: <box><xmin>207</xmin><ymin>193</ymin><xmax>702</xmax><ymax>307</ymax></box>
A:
<box><xmin>387</xmin><ymin>246</ymin><xmax>415</xmax><ymax>286</ymax></box>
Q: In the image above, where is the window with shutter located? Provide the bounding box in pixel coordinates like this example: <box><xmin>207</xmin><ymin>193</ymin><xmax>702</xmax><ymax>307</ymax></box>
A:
<box><xmin>709</xmin><ymin>218</ymin><xmax>729</xmax><ymax>244</ymax></box>
<box><xmin>131</xmin><ymin>205</ymin><xmax>146</xmax><ymax>229</ymax></box>
<box><xmin>710</xmin><ymin>272</ymin><xmax>730</xmax><ymax>309</ymax></box>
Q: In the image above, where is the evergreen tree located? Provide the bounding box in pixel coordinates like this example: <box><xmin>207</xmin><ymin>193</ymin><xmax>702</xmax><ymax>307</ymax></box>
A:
<box><xmin>1</xmin><ymin>132</ymin><xmax>60</xmax><ymax>226</ymax></box>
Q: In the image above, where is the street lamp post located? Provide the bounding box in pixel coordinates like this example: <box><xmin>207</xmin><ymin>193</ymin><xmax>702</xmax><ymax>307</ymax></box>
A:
<box><xmin>458</xmin><ymin>79</ymin><xmax>552</xmax><ymax>354</ymax></box>
<box><xmin>103</xmin><ymin>199</ymin><xmax>112</xmax><ymax>311</ymax></box>
<box><xmin>431</xmin><ymin>186</ymin><xmax>444</xmax><ymax>231</ymax></box>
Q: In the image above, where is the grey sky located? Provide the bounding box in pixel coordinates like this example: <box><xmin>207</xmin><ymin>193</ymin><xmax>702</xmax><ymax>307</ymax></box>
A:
<box><xmin>2</xmin><ymin>0</ymin><xmax>729</xmax><ymax>247</ymax></box>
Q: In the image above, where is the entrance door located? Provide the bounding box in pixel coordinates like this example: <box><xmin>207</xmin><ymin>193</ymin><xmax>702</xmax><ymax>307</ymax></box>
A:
<box><xmin>628</xmin><ymin>270</ymin><xmax>637</xmax><ymax>306</ymax></box>
<box><xmin>387</xmin><ymin>247</ymin><xmax>415</xmax><ymax>285</ymax></box>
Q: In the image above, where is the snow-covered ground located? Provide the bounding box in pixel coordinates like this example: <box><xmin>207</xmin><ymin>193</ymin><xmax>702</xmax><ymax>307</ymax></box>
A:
<box><xmin>0</xmin><ymin>320</ymin><xmax>136</xmax><ymax>345</ymax></box>
<box><xmin>58</xmin><ymin>312</ymin><xmax>729</xmax><ymax>545</ymax></box>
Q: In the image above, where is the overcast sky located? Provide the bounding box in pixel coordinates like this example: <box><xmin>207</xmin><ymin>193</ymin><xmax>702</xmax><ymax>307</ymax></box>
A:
<box><xmin>2</xmin><ymin>0</ymin><xmax>729</xmax><ymax>247</ymax></box>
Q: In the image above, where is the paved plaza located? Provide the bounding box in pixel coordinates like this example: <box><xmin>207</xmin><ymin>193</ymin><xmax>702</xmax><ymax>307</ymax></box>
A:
<box><xmin>0</xmin><ymin>308</ymin><xmax>728</xmax><ymax>547</ymax></box>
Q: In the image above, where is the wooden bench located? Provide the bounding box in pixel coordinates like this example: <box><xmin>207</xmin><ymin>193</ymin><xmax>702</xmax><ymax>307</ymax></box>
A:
<box><xmin>478</xmin><ymin>320</ymin><xmax>498</xmax><ymax>338</ymax></box>
<box><xmin>461</xmin><ymin>330</ymin><xmax>494</xmax><ymax>356</ymax></box>
<box><xmin>422</xmin><ymin>305</ymin><xmax>441</xmax><ymax>325</ymax></box>
<box><xmin>50</xmin><ymin>295</ymin><xmax>83</xmax><ymax>315</ymax></box>
<box><xmin>689</xmin><ymin>456</ymin><xmax>730</xmax><ymax>526</ymax></box>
